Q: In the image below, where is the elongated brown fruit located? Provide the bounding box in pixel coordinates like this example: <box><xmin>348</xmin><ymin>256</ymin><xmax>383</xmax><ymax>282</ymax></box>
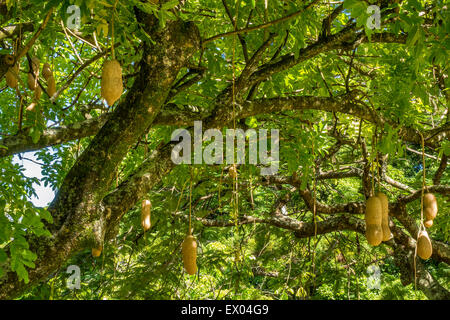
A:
<box><xmin>42</xmin><ymin>63</ymin><xmax>53</xmax><ymax>80</ymax></box>
<box><xmin>27</xmin><ymin>73</ymin><xmax>37</xmax><ymax>91</ymax></box>
<box><xmin>423</xmin><ymin>193</ymin><xmax>436</xmax><ymax>208</ymax></box>
<box><xmin>47</xmin><ymin>76</ymin><xmax>56</xmax><ymax>97</ymax></box>
<box><xmin>182</xmin><ymin>235</ymin><xmax>197</xmax><ymax>275</ymax></box>
<box><xmin>141</xmin><ymin>200</ymin><xmax>151</xmax><ymax>231</ymax></box>
<box><xmin>417</xmin><ymin>230</ymin><xmax>432</xmax><ymax>260</ymax></box>
<box><xmin>424</xmin><ymin>207</ymin><xmax>437</xmax><ymax>221</ymax></box>
<box><xmin>424</xmin><ymin>220</ymin><xmax>433</xmax><ymax>228</ymax></box>
<box><xmin>423</xmin><ymin>193</ymin><xmax>438</xmax><ymax>221</ymax></box>
<box><xmin>101</xmin><ymin>59</ymin><xmax>123</xmax><ymax>106</ymax></box>
<box><xmin>5</xmin><ymin>65</ymin><xmax>18</xmax><ymax>88</ymax></box>
<box><xmin>92</xmin><ymin>247</ymin><xmax>102</xmax><ymax>257</ymax></box>
<box><xmin>34</xmin><ymin>85</ymin><xmax>42</xmax><ymax>100</ymax></box>
<box><xmin>365</xmin><ymin>196</ymin><xmax>383</xmax><ymax>246</ymax></box>
<box><xmin>376</xmin><ymin>192</ymin><xmax>392</xmax><ymax>241</ymax></box>
<box><xmin>31</xmin><ymin>57</ymin><xmax>40</xmax><ymax>74</ymax></box>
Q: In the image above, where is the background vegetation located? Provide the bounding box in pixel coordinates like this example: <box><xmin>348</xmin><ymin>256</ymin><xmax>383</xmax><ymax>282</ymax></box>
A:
<box><xmin>0</xmin><ymin>0</ymin><xmax>448</xmax><ymax>300</ymax></box>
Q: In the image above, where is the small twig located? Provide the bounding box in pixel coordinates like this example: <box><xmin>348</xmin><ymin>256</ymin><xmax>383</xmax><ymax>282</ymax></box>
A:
<box><xmin>317</xmin><ymin>66</ymin><xmax>333</xmax><ymax>97</ymax></box>
<box><xmin>203</xmin><ymin>0</ymin><xmax>320</xmax><ymax>45</ymax></box>
<box><xmin>60</xmin><ymin>20</ymin><xmax>83</xmax><ymax>64</ymax></box>
<box><xmin>16</xmin><ymin>8</ymin><xmax>53</xmax><ymax>61</ymax></box>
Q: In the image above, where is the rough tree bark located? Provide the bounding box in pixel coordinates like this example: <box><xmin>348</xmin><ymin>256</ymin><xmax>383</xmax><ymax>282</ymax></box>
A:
<box><xmin>0</xmin><ymin>0</ymin><xmax>448</xmax><ymax>300</ymax></box>
<box><xmin>0</xmin><ymin>11</ymin><xmax>200</xmax><ymax>299</ymax></box>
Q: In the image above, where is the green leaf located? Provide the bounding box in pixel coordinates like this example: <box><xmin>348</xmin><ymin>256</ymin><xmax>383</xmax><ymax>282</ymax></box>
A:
<box><xmin>0</xmin><ymin>249</ymin><xmax>7</xmax><ymax>263</ymax></box>
<box><xmin>39</xmin><ymin>209</ymin><xmax>53</xmax><ymax>224</ymax></box>
<box><xmin>161</xmin><ymin>0</ymin><xmax>179</xmax><ymax>10</ymax></box>
<box><xmin>343</xmin><ymin>0</ymin><xmax>359</xmax><ymax>9</ymax></box>
<box><xmin>406</xmin><ymin>25</ymin><xmax>419</xmax><ymax>47</ymax></box>
<box><xmin>29</xmin><ymin>127</ymin><xmax>41</xmax><ymax>144</ymax></box>
<box><xmin>15</xmin><ymin>263</ymin><xmax>29</xmax><ymax>284</ymax></box>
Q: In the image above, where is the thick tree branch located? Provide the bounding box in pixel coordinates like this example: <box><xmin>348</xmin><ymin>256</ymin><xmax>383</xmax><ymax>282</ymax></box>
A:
<box><xmin>0</xmin><ymin>114</ymin><xmax>110</xmax><ymax>157</ymax></box>
<box><xmin>4</xmin><ymin>91</ymin><xmax>445</xmax><ymax>158</ymax></box>
<box><xmin>0</xmin><ymin>17</ymin><xmax>201</xmax><ymax>300</ymax></box>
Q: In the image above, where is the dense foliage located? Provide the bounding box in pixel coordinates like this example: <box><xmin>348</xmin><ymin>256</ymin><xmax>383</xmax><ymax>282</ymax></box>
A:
<box><xmin>0</xmin><ymin>0</ymin><xmax>448</xmax><ymax>300</ymax></box>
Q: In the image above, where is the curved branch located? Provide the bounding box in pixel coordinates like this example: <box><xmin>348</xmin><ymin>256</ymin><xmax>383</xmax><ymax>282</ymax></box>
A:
<box><xmin>0</xmin><ymin>114</ymin><xmax>110</xmax><ymax>157</ymax></box>
<box><xmin>398</xmin><ymin>185</ymin><xmax>450</xmax><ymax>204</ymax></box>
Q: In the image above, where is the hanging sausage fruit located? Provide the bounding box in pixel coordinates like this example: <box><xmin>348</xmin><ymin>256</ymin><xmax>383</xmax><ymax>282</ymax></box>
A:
<box><xmin>376</xmin><ymin>192</ymin><xmax>393</xmax><ymax>241</ymax></box>
<box><xmin>101</xmin><ymin>59</ymin><xmax>123</xmax><ymax>106</ymax></box>
<box><xmin>100</xmin><ymin>0</ymin><xmax>123</xmax><ymax>106</ymax></box>
<box><xmin>423</xmin><ymin>193</ymin><xmax>438</xmax><ymax>228</ymax></box>
<box><xmin>365</xmin><ymin>196</ymin><xmax>383</xmax><ymax>246</ymax></box>
<box><xmin>182</xmin><ymin>234</ymin><xmax>198</xmax><ymax>275</ymax></box>
<box><xmin>141</xmin><ymin>200</ymin><xmax>151</xmax><ymax>231</ymax></box>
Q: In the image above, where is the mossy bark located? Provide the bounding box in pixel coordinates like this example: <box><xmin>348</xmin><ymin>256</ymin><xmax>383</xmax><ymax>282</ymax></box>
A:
<box><xmin>0</xmin><ymin>14</ymin><xmax>200</xmax><ymax>299</ymax></box>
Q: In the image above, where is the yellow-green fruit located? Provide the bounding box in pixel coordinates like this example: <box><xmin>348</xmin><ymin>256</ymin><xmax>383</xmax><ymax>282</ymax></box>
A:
<box><xmin>365</xmin><ymin>224</ymin><xmax>383</xmax><ymax>246</ymax></box>
<box><xmin>365</xmin><ymin>196</ymin><xmax>383</xmax><ymax>246</ymax></box>
<box><xmin>101</xmin><ymin>59</ymin><xmax>123</xmax><ymax>106</ymax></box>
<box><xmin>141</xmin><ymin>200</ymin><xmax>151</xmax><ymax>231</ymax></box>
<box><xmin>365</xmin><ymin>196</ymin><xmax>382</xmax><ymax>225</ymax></box>
<box><xmin>34</xmin><ymin>85</ymin><xmax>42</xmax><ymax>100</ymax></box>
<box><xmin>27</xmin><ymin>73</ymin><xmax>37</xmax><ymax>90</ymax></box>
<box><xmin>92</xmin><ymin>247</ymin><xmax>102</xmax><ymax>257</ymax></box>
<box><xmin>417</xmin><ymin>231</ymin><xmax>432</xmax><ymax>260</ymax></box>
<box><xmin>376</xmin><ymin>192</ymin><xmax>392</xmax><ymax>241</ymax></box>
<box><xmin>182</xmin><ymin>235</ymin><xmax>197</xmax><ymax>275</ymax></box>
<box><xmin>424</xmin><ymin>220</ymin><xmax>433</xmax><ymax>228</ymax></box>
<box><xmin>47</xmin><ymin>76</ymin><xmax>56</xmax><ymax>97</ymax></box>
<box><xmin>42</xmin><ymin>63</ymin><xmax>53</xmax><ymax>80</ymax></box>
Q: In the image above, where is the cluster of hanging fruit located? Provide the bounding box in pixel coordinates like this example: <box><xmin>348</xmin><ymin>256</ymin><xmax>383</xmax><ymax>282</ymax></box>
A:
<box><xmin>416</xmin><ymin>193</ymin><xmax>438</xmax><ymax>260</ymax></box>
<box><xmin>5</xmin><ymin>55</ymin><xmax>18</xmax><ymax>88</ymax></box>
<box><xmin>364</xmin><ymin>190</ymin><xmax>438</xmax><ymax>261</ymax></box>
<box><xmin>5</xmin><ymin>54</ymin><xmax>123</xmax><ymax>108</ymax></box>
<box><xmin>5</xmin><ymin>54</ymin><xmax>124</xmax><ymax>110</ymax></box>
<box><xmin>91</xmin><ymin>199</ymin><xmax>152</xmax><ymax>258</ymax></box>
<box><xmin>364</xmin><ymin>192</ymin><xmax>392</xmax><ymax>246</ymax></box>
<box><xmin>42</xmin><ymin>62</ymin><xmax>56</xmax><ymax>97</ymax></box>
<box><xmin>5</xmin><ymin>55</ymin><xmax>58</xmax><ymax>111</ymax></box>
<box><xmin>140</xmin><ymin>198</ymin><xmax>198</xmax><ymax>276</ymax></box>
